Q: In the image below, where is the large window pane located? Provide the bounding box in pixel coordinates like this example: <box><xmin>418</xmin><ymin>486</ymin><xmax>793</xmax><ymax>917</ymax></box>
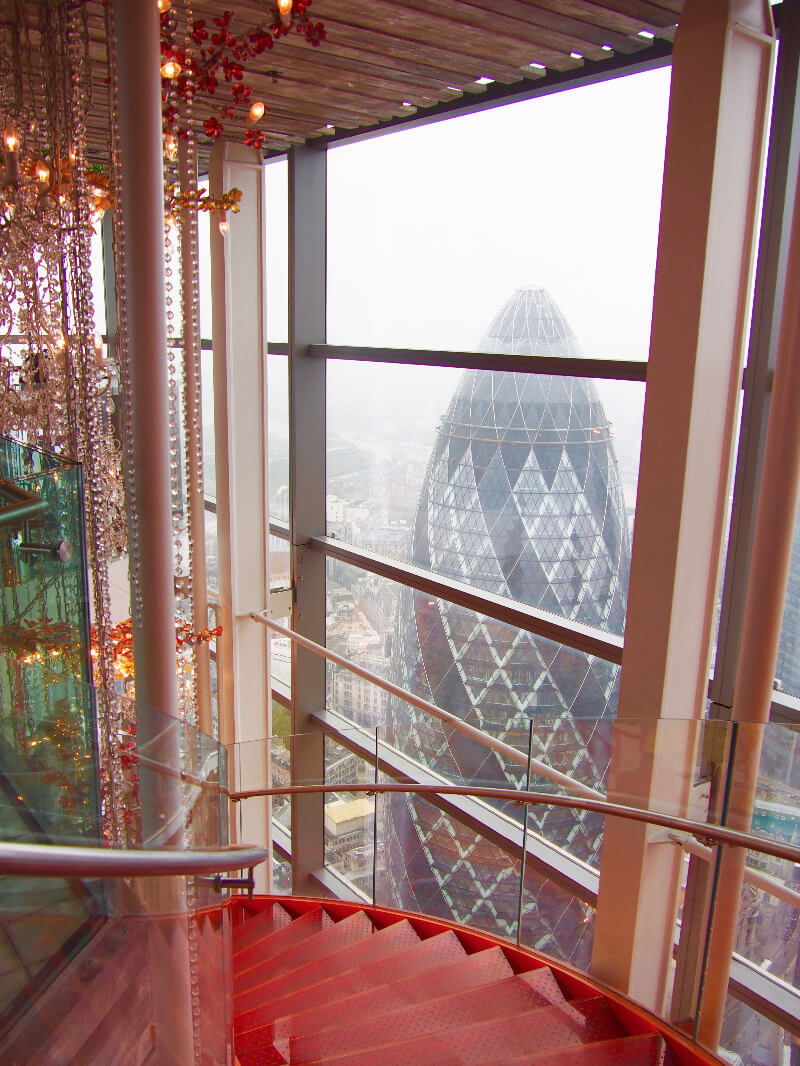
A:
<box><xmin>327</xmin><ymin>67</ymin><xmax>670</xmax><ymax>359</ymax></box>
<box><xmin>265</xmin><ymin>158</ymin><xmax>288</xmax><ymax>345</ymax></box>
<box><xmin>327</xmin><ymin>362</ymin><xmax>643</xmax><ymax>636</ymax></box>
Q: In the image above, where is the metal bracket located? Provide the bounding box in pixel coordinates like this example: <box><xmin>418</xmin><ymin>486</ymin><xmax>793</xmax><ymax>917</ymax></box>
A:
<box><xmin>268</xmin><ymin>585</ymin><xmax>293</xmax><ymax>620</ymax></box>
<box><xmin>207</xmin><ymin>866</ymin><xmax>255</xmax><ymax>899</ymax></box>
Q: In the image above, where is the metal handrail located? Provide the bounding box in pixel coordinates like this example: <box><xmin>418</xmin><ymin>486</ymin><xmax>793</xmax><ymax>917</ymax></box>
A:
<box><xmin>231</xmin><ymin>781</ymin><xmax>800</xmax><ymax>867</ymax></box>
<box><xmin>0</xmin><ymin>842</ymin><xmax>268</xmax><ymax>877</ymax></box>
<box><xmin>250</xmin><ymin>613</ymin><xmax>605</xmax><ymax>801</ymax></box>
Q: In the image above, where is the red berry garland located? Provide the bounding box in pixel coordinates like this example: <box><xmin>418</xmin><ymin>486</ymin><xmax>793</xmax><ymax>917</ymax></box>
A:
<box><xmin>161</xmin><ymin>3</ymin><xmax>327</xmax><ymax>145</ymax></box>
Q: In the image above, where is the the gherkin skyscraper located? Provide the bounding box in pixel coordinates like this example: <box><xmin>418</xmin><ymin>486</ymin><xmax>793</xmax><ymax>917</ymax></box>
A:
<box><xmin>383</xmin><ymin>288</ymin><xmax>632</xmax><ymax>964</ymax></box>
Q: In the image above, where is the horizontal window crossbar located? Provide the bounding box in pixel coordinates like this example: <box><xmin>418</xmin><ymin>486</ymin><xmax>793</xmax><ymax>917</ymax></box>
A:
<box><xmin>310</xmin><ymin>535</ymin><xmax>624</xmax><ymax>664</ymax></box>
<box><xmin>306</xmin><ymin>344</ymin><xmax>647</xmax><ymax>382</ymax></box>
<box><xmin>729</xmin><ymin>954</ymin><xmax>800</xmax><ymax>1039</ymax></box>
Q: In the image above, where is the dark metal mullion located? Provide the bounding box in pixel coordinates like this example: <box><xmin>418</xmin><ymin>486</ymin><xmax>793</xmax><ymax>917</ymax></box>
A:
<box><xmin>287</xmin><ymin>144</ymin><xmax>328</xmax><ymax>894</ymax></box>
<box><xmin>306</xmin><ymin>343</ymin><xmax>647</xmax><ymax>382</ymax></box>
<box><xmin>310</xmin><ymin>534</ymin><xmax>623</xmax><ymax>664</ymax></box>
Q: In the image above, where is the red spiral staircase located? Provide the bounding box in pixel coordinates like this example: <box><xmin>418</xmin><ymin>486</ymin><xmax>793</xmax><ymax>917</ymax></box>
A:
<box><xmin>232</xmin><ymin>896</ymin><xmax>723</xmax><ymax>1066</ymax></box>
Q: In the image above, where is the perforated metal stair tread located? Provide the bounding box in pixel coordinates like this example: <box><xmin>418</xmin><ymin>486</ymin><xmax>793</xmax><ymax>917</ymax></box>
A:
<box><xmin>236</xmin><ymin>910</ymin><xmax>374</xmax><ymax>993</ymax></box>
<box><xmin>233</xmin><ymin>902</ymin><xmax>293</xmax><ymax>954</ymax></box>
<box><xmin>270</xmin><ymin>944</ymin><xmax>527</xmax><ymax>1051</ymax></box>
<box><xmin>234</xmin><ymin>905</ymin><xmax>329</xmax><ymax>967</ymax></box>
<box><xmin>287</xmin><ymin>995</ymin><xmax>626</xmax><ymax>1066</ymax></box>
<box><xmin>286</xmin><ymin>968</ymin><xmax>578</xmax><ymax>1062</ymax></box>
<box><xmin>231</xmin><ymin>900</ymin><xmax>715</xmax><ymax>1066</ymax></box>
<box><xmin>235</xmin><ymin>928</ymin><xmax>465</xmax><ymax>1048</ymax></box>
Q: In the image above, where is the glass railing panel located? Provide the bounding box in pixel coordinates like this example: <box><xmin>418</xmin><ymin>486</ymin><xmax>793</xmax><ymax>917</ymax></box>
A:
<box><xmin>0</xmin><ymin>653</ymin><xmax>100</xmax><ymax>846</ymax></box>
<box><xmin>376</xmin><ymin>782</ymin><xmax>523</xmax><ymax>939</ymax></box>
<box><xmin>519</xmin><ymin>864</ymin><xmax>596</xmax><ymax>971</ymax></box>
<box><xmin>720</xmin><ymin>994</ymin><xmax>787</xmax><ymax>1066</ymax></box>
<box><xmin>325</xmin><ymin>558</ymin><xmax>623</xmax><ymax>773</ymax></box>
<box><xmin>324</xmin><ymin>733</ymin><xmax>376</xmax><ymax>900</ymax></box>
<box><xmin>0</xmin><ymin>656</ymin><xmax>230</xmax><ymax>1035</ymax></box>
<box><xmin>0</xmin><ymin>871</ymin><xmax>234</xmax><ymax>1065</ymax></box>
<box><xmin>0</xmin><ymin>436</ymin><xmax>92</xmax><ymax>685</ymax></box>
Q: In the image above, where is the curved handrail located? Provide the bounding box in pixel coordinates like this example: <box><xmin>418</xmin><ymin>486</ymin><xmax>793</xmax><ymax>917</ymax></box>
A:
<box><xmin>251</xmin><ymin>613</ymin><xmax>605</xmax><ymax>800</ymax></box>
<box><xmin>0</xmin><ymin>842</ymin><xmax>268</xmax><ymax>877</ymax></box>
<box><xmin>231</xmin><ymin>781</ymin><xmax>800</xmax><ymax>867</ymax></box>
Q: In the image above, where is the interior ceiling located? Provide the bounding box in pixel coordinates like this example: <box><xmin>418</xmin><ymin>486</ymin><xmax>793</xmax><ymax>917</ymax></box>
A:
<box><xmin>82</xmin><ymin>0</ymin><xmax>684</xmax><ymax>164</ymax></box>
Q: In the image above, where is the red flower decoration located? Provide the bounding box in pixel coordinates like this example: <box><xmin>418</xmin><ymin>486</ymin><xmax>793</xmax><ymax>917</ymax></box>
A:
<box><xmin>203</xmin><ymin>117</ymin><xmax>223</xmax><ymax>139</ymax></box>
<box><xmin>191</xmin><ymin>19</ymin><xmax>208</xmax><ymax>44</ymax></box>
<box><xmin>245</xmin><ymin>128</ymin><xmax>265</xmax><ymax>148</ymax></box>
<box><xmin>222</xmin><ymin>56</ymin><xmax>244</xmax><ymax>82</ymax></box>
<box><xmin>232</xmin><ymin>82</ymin><xmax>251</xmax><ymax>103</ymax></box>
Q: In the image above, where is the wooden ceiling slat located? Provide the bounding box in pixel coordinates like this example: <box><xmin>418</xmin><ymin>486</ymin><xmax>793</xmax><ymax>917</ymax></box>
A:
<box><xmin>315</xmin><ymin>22</ymin><xmax>543</xmax><ymax>83</ymax></box>
<box><xmin>577</xmin><ymin>0</ymin><xmax>680</xmax><ymax>30</ymax></box>
<box><xmin>513</xmin><ymin>0</ymin><xmax>659</xmax><ymax>36</ymax></box>
<box><xmin>324</xmin><ymin>18</ymin><xmax>578</xmax><ymax>80</ymax></box>
<box><xmin>240</xmin><ymin>69</ymin><xmax>420</xmax><ymax>120</ymax></box>
<box><xmin>190</xmin><ymin>0</ymin><xmax>549</xmax><ymax>82</ymax></box>
<box><xmin>451</xmin><ymin>0</ymin><xmax>650</xmax><ymax>54</ymax></box>
<box><xmin>317</xmin><ymin>0</ymin><xmax>594</xmax><ymax>70</ymax></box>
<box><xmin>240</xmin><ymin>40</ymin><xmax>460</xmax><ymax>101</ymax></box>
<box><xmin>397</xmin><ymin>0</ymin><xmax>642</xmax><ymax>57</ymax></box>
<box><xmin>244</xmin><ymin>64</ymin><xmax>444</xmax><ymax>111</ymax></box>
<box><xmin>18</xmin><ymin>0</ymin><xmax>681</xmax><ymax>164</ymax></box>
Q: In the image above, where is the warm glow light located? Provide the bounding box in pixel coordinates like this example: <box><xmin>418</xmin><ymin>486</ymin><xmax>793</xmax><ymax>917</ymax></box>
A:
<box><xmin>218</xmin><ymin>218</ymin><xmax>229</xmax><ymax>235</ymax></box>
<box><xmin>3</xmin><ymin>123</ymin><xmax>18</xmax><ymax>152</ymax></box>
<box><xmin>249</xmin><ymin>100</ymin><xmax>266</xmax><ymax>122</ymax></box>
<box><xmin>277</xmin><ymin>0</ymin><xmax>293</xmax><ymax>26</ymax></box>
<box><xmin>157</xmin><ymin>0</ymin><xmax>172</xmax><ymax>10</ymax></box>
<box><xmin>160</xmin><ymin>58</ymin><xmax>181</xmax><ymax>79</ymax></box>
<box><xmin>35</xmin><ymin>159</ymin><xmax>50</xmax><ymax>184</ymax></box>
<box><xmin>165</xmin><ymin>134</ymin><xmax>178</xmax><ymax>160</ymax></box>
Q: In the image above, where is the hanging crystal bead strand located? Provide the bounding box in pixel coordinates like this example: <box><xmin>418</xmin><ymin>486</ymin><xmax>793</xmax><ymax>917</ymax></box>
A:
<box><xmin>105</xmin><ymin>0</ymin><xmax>141</xmax><ymax>843</ymax></box>
<box><xmin>180</xmin><ymin>130</ymin><xmax>204</xmax><ymax>728</ymax></box>
<box><xmin>68</xmin><ymin>0</ymin><xmax>125</xmax><ymax>844</ymax></box>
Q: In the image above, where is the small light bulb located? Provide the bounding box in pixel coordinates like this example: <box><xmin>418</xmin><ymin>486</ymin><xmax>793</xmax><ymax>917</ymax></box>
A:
<box><xmin>277</xmin><ymin>0</ymin><xmax>292</xmax><ymax>26</ymax></box>
<box><xmin>218</xmin><ymin>216</ymin><xmax>229</xmax><ymax>235</ymax></box>
<box><xmin>157</xmin><ymin>0</ymin><xmax>172</xmax><ymax>10</ymax></box>
<box><xmin>160</xmin><ymin>59</ymin><xmax>181</xmax><ymax>79</ymax></box>
<box><xmin>249</xmin><ymin>100</ymin><xmax>265</xmax><ymax>122</ymax></box>
<box><xmin>165</xmin><ymin>134</ymin><xmax>178</xmax><ymax>160</ymax></box>
<box><xmin>35</xmin><ymin>159</ymin><xmax>50</xmax><ymax>184</ymax></box>
<box><xmin>3</xmin><ymin>124</ymin><xmax>18</xmax><ymax>152</ymax></box>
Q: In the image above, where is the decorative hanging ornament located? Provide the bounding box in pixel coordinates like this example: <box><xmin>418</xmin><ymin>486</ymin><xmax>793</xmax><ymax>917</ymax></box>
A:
<box><xmin>159</xmin><ymin>2</ymin><xmax>327</xmax><ymax>145</ymax></box>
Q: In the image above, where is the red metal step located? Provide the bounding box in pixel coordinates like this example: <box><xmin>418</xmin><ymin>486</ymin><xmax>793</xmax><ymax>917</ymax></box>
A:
<box><xmin>286</xmin><ymin>967</ymin><xmax>577</xmax><ymax>1063</ymax></box>
<box><xmin>484</xmin><ymin>1033</ymin><xmax>668</xmax><ymax>1066</ymax></box>
<box><xmin>230</xmin><ymin>900</ymin><xmax>718</xmax><ymax>1066</ymax></box>
<box><xmin>234</xmin><ymin>929</ymin><xmax>466</xmax><ymax>1055</ymax></box>
<box><xmin>270</xmin><ymin>943</ymin><xmax>525</xmax><ymax>1053</ymax></box>
<box><xmin>234</xmin><ymin>905</ymin><xmax>332</xmax><ymax>976</ymax></box>
<box><xmin>235</xmin><ymin>918</ymin><xmax>421</xmax><ymax>1035</ymax></box>
<box><xmin>236</xmin><ymin>909</ymin><xmax>374</xmax><ymax>995</ymax></box>
<box><xmin>232</xmin><ymin>902</ymin><xmax>292</xmax><ymax>954</ymax></box>
<box><xmin>288</xmin><ymin>995</ymin><xmax>625</xmax><ymax>1066</ymax></box>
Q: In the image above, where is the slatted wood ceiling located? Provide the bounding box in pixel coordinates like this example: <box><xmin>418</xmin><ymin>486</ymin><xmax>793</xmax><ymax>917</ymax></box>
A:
<box><xmin>80</xmin><ymin>0</ymin><xmax>684</xmax><ymax>163</ymax></box>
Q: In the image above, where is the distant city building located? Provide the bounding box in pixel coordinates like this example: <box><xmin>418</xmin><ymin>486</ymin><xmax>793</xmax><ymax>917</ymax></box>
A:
<box><xmin>384</xmin><ymin>288</ymin><xmax>632</xmax><ymax>963</ymax></box>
